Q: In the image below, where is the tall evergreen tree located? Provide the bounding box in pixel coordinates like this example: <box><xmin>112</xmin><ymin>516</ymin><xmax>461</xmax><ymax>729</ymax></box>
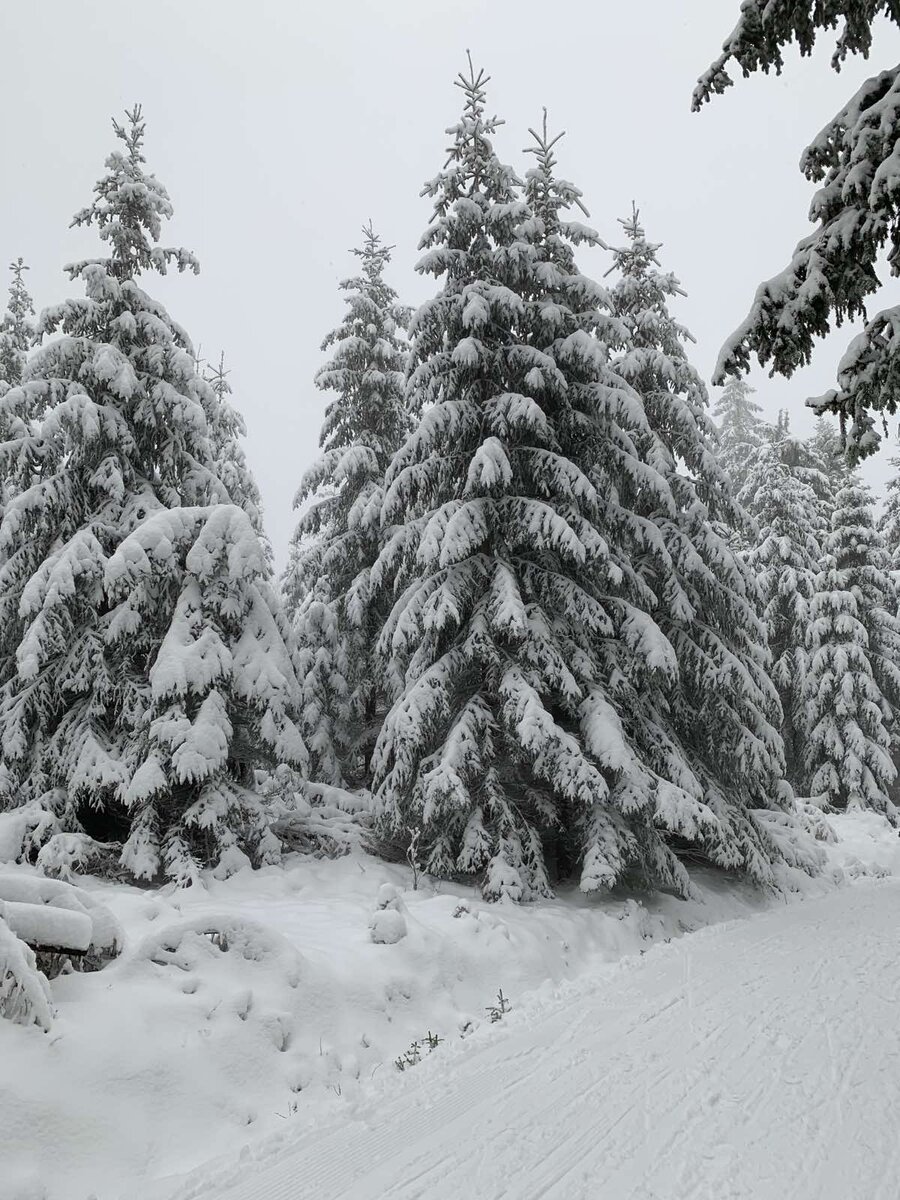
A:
<box><xmin>810</xmin><ymin>417</ymin><xmax>848</xmax><ymax>497</ymax></box>
<box><xmin>373</xmin><ymin>75</ymin><xmax>635</xmax><ymax>899</ymax></box>
<box><xmin>879</xmin><ymin>445</ymin><xmax>900</xmax><ymax>572</ymax></box>
<box><xmin>605</xmin><ymin>208</ymin><xmax>797</xmax><ymax>875</ymax></box>
<box><xmin>284</xmin><ymin>222</ymin><xmax>410</xmax><ymax>788</ymax></box>
<box><xmin>739</xmin><ymin>442</ymin><xmax>823</xmax><ymax>787</ymax></box>
<box><xmin>372</xmin><ymin>69</ymin><xmax>811</xmax><ymax>901</ymax></box>
<box><xmin>769</xmin><ymin>411</ymin><xmax>833</xmax><ymax>508</ymax></box>
<box><xmin>712</xmin><ymin>376</ymin><xmax>765</xmax><ymax>494</ymax></box>
<box><xmin>695</xmin><ymin>4</ymin><xmax>900</xmax><ymax>459</ymax></box>
<box><xmin>0</xmin><ymin>258</ymin><xmax>34</xmax><ymax>390</ymax></box>
<box><xmin>0</xmin><ymin>260</ymin><xmax>37</xmax><ymax>697</ymax></box>
<box><xmin>804</xmin><ymin>478</ymin><xmax>900</xmax><ymax>815</ymax></box>
<box><xmin>0</xmin><ymin>108</ymin><xmax>305</xmax><ymax>882</ymax></box>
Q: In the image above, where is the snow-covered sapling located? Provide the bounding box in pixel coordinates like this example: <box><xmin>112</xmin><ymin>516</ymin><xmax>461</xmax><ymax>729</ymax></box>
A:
<box><xmin>486</xmin><ymin>988</ymin><xmax>511</xmax><ymax>1023</ymax></box>
<box><xmin>369</xmin><ymin>882</ymin><xmax>408</xmax><ymax>944</ymax></box>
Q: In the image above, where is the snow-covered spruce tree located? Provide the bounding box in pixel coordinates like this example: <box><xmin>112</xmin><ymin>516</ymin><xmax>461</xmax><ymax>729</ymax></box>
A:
<box><xmin>104</xmin><ymin>504</ymin><xmax>306</xmax><ymax>883</ymax></box>
<box><xmin>738</xmin><ymin>442</ymin><xmax>823</xmax><ymax>788</ymax></box>
<box><xmin>0</xmin><ymin>107</ymin><xmax>305</xmax><ymax>882</ymax></box>
<box><xmin>604</xmin><ymin>207</ymin><xmax>801</xmax><ymax>874</ymax></box>
<box><xmin>767</xmin><ymin>411</ymin><xmax>834</xmax><ymax>511</ymax></box>
<box><xmin>695</xmin><ymin>4</ymin><xmax>900</xmax><ymax>459</ymax></box>
<box><xmin>804</xmin><ymin>478</ymin><xmax>900</xmax><ymax>815</ymax></box>
<box><xmin>0</xmin><ymin>260</ymin><xmax>37</xmax><ymax>689</ymax></box>
<box><xmin>373</xmin><ymin>78</ymin><xmax>625</xmax><ymax>900</ymax></box>
<box><xmin>878</xmin><ymin>446</ymin><xmax>900</xmax><ymax>572</ymax></box>
<box><xmin>202</xmin><ymin>352</ymin><xmax>267</xmax><ymax>543</ymax></box>
<box><xmin>373</xmin><ymin>72</ymin><xmax>808</xmax><ymax>901</ymax></box>
<box><xmin>0</xmin><ymin>258</ymin><xmax>34</xmax><ymax>391</ymax></box>
<box><xmin>711</xmin><ymin>376</ymin><xmax>765</xmax><ymax>495</ymax></box>
<box><xmin>285</xmin><ymin>222</ymin><xmax>410</xmax><ymax>788</ymax></box>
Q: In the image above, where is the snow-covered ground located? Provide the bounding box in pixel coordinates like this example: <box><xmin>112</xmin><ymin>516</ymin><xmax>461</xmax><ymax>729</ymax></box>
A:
<box><xmin>1</xmin><ymin>811</ymin><xmax>898</xmax><ymax>1200</ymax></box>
<box><xmin>165</xmin><ymin>876</ymin><xmax>900</xmax><ymax>1200</ymax></box>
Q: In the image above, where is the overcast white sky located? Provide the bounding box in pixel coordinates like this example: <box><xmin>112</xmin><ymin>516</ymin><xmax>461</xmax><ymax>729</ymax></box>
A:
<box><xmin>3</xmin><ymin>1</ymin><xmax>900</xmax><ymax>568</ymax></box>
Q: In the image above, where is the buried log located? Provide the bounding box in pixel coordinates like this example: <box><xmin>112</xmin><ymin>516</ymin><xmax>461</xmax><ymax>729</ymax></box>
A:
<box><xmin>0</xmin><ymin>900</ymin><xmax>92</xmax><ymax>957</ymax></box>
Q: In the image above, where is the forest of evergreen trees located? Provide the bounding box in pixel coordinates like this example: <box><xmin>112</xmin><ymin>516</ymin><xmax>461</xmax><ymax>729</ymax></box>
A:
<box><xmin>3</xmin><ymin>60</ymin><xmax>900</xmax><ymax>902</ymax></box>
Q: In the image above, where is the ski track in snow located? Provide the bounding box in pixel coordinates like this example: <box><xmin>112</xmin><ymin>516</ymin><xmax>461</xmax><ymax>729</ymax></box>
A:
<box><xmin>158</xmin><ymin>879</ymin><xmax>900</xmax><ymax>1200</ymax></box>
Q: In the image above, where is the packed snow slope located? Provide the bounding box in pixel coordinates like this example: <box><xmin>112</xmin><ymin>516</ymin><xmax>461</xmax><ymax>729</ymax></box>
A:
<box><xmin>163</xmin><ymin>877</ymin><xmax>900</xmax><ymax>1200</ymax></box>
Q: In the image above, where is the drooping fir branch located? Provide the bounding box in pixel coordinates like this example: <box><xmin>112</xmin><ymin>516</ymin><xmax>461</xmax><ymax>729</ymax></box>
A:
<box><xmin>695</xmin><ymin>5</ymin><xmax>900</xmax><ymax>460</ymax></box>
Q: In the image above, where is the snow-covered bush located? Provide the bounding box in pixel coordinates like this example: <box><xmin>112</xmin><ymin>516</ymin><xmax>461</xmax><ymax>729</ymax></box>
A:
<box><xmin>138</xmin><ymin>913</ymin><xmax>307</xmax><ymax>978</ymax></box>
<box><xmin>0</xmin><ymin>917</ymin><xmax>53</xmax><ymax>1030</ymax></box>
<box><xmin>35</xmin><ymin>832</ymin><xmax>104</xmax><ymax>880</ymax></box>
<box><xmin>263</xmin><ymin>771</ymin><xmax>372</xmax><ymax>858</ymax></box>
<box><xmin>0</xmin><ymin>900</ymin><xmax>92</xmax><ymax>954</ymax></box>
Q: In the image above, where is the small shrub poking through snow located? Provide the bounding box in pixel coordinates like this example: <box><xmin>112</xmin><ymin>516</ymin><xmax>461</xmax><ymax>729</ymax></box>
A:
<box><xmin>395</xmin><ymin>1030</ymin><xmax>443</xmax><ymax>1072</ymax></box>
<box><xmin>486</xmin><ymin>988</ymin><xmax>512</xmax><ymax>1023</ymax></box>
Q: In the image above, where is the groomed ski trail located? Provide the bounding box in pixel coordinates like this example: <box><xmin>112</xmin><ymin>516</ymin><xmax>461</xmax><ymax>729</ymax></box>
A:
<box><xmin>163</xmin><ymin>881</ymin><xmax>900</xmax><ymax>1200</ymax></box>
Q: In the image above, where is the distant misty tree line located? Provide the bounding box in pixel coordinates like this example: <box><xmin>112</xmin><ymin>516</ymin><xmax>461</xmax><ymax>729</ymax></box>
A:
<box><xmin>1</xmin><ymin>35</ymin><xmax>899</xmax><ymax>899</ymax></box>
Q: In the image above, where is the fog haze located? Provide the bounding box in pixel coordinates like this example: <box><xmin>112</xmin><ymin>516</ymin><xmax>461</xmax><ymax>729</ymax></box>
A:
<box><xmin>3</xmin><ymin>0</ymin><xmax>898</xmax><ymax>567</ymax></box>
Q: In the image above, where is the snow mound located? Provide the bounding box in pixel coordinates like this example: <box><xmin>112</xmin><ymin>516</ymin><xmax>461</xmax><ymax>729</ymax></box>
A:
<box><xmin>822</xmin><ymin>810</ymin><xmax>900</xmax><ymax>878</ymax></box>
<box><xmin>369</xmin><ymin>909</ymin><xmax>407</xmax><ymax>944</ymax></box>
<box><xmin>369</xmin><ymin>883</ymin><xmax>408</xmax><ymax>942</ymax></box>
<box><xmin>138</xmin><ymin>913</ymin><xmax>307</xmax><ymax>983</ymax></box>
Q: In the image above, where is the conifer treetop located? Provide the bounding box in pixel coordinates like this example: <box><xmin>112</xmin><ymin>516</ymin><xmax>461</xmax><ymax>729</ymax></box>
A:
<box><xmin>0</xmin><ymin>258</ymin><xmax>35</xmax><ymax>388</ymax></box>
<box><xmin>356</xmin><ymin>219</ymin><xmax>393</xmax><ymax>279</ymax></box>
<box><xmin>416</xmin><ymin>54</ymin><xmax>523</xmax><ymax>284</ymax></box>
<box><xmin>201</xmin><ymin>350</ymin><xmax>267</xmax><ymax>543</ymax></box>
<box><xmin>5</xmin><ymin>258</ymin><xmax>32</xmax><ymax>315</ymax></box>
<box><xmin>67</xmin><ymin>105</ymin><xmax>198</xmax><ymax>283</ymax></box>
<box><xmin>524</xmin><ymin>109</ymin><xmax>589</xmax><ymax>220</ymax></box>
